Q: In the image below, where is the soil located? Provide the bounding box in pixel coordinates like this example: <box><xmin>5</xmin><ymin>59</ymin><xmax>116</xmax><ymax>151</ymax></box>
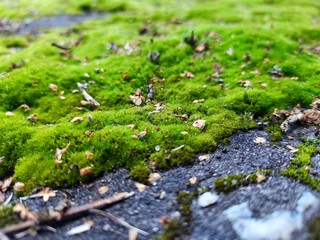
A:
<box><xmin>3</xmin><ymin>125</ymin><xmax>320</xmax><ymax>240</ymax></box>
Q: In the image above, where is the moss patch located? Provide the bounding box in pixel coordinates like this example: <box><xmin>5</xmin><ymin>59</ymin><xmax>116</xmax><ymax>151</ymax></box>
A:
<box><xmin>0</xmin><ymin>205</ymin><xmax>20</xmax><ymax>228</ymax></box>
<box><xmin>159</xmin><ymin>191</ymin><xmax>195</xmax><ymax>240</ymax></box>
<box><xmin>215</xmin><ymin>170</ymin><xmax>271</xmax><ymax>193</ymax></box>
<box><xmin>282</xmin><ymin>141</ymin><xmax>320</xmax><ymax>191</ymax></box>
<box><xmin>308</xmin><ymin>216</ymin><xmax>320</xmax><ymax>240</ymax></box>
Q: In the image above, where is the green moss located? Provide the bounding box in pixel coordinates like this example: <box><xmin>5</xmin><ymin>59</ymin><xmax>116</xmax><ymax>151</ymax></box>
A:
<box><xmin>266</xmin><ymin>124</ymin><xmax>283</xmax><ymax>143</ymax></box>
<box><xmin>158</xmin><ymin>191</ymin><xmax>195</xmax><ymax>240</ymax></box>
<box><xmin>130</xmin><ymin>165</ymin><xmax>151</xmax><ymax>183</ymax></box>
<box><xmin>0</xmin><ymin>0</ymin><xmax>318</xmax><ymax>192</ymax></box>
<box><xmin>282</xmin><ymin>143</ymin><xmax>320</xmax><ymax>191</ymax></box>
<box><xmin>215</xmin><ymin>170</ymin><xmax>271</xmax><ymax>193</ymax></box>
<box><xmin>0</xmin><ymin>205</ymin><xmax>20</xmax><ymax>228</ymax></box>
<box><xmin>308</xmin><ymin>216</ymin><xmax>320</xmax><ymax>240</ymax></box>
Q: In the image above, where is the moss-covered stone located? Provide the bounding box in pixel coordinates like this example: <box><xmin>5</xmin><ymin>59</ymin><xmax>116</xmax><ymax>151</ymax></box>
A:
<box><xmin>0</xmin><ymin>0</ymin><xmax>319</xmax><ymax>192</ymax></box>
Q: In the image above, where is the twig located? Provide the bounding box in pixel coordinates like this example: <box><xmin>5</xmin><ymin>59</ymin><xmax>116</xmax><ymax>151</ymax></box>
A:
<box><xmin>80</xmin><ymin>89</ymin><xmax>100</xmax><ymax>107</ymax></box>
<box><xmin>51</xmin><ymin>43</ymin><xmax>71</xmax><ymax>51</ymax></box>
<box><xmin>89</xmin><ymin>209</ymin><xmax>149</xmax><ymax>236</ymax></box>
<box><xmin>0</xmin><ymin>192</ymin><xmax>135</xmax><ymax>235</ymax></box>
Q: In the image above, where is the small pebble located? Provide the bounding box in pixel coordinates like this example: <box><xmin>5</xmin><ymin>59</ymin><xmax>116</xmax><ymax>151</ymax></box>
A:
<box><xmin>198</xmin><ymin>192</ymin><xmax>219</xmax><ymax>207</ymax></box>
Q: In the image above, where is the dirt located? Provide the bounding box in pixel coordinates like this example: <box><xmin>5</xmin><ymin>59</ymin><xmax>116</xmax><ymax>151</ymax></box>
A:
<box><xmin>2</xmin><ymin>125</ymin><xmax>319</xmax><ymax>240</ymax></box>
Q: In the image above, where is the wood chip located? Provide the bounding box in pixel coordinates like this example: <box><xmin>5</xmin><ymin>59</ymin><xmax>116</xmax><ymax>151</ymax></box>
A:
<box><xmin>127</xmin><ymin>124</ymin><xmax>136</xmax><ymax>130</ymax></box>
<box><xmin>129</xmin><ymin>229</ymin><xmax>138</xmax><ymax>240</ymax></box>
<box><xmin>55</xmin><ymin>143</ymin><xmax>70</xmax><ymax>161</ymax></box>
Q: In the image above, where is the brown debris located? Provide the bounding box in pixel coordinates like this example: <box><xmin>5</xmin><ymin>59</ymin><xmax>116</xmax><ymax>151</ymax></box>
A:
<box><xmin>49</xmin><ymin>84</ymin><xmax>58</xmax><ymax>92</ymax></box>
<box><xmin>80</xmin><ymin>166</ymin><xmax>93</xmax><ymax>176</ymax></box>
<box><xmin>0</xmin><ymin>192</ymin><xmax>135</xmax><ymax>236</ymax></box>
<box><xmin>27</xmin><ymin>113</ymin><xmax>38</xmax><ymax>121</ymax></box>
<box><xmin>148</xmin><ymin>173</ymin><xmax>161</xmax><ymax>184</ymax></box>
<box><xmin>130</xmin><ymin>88</ymin><xmax>145</xmax><ymax>106</ymax></box>
<box><xmin>70</xmin><ymin>117</ymin><xmax>83</xmax><ymax>122</ymax></box>
<box><xmin>1</xmin><ymin>176</ymin><xmax>13</xmax><ymax>192</ymax></box>
<box><xmin>55</xmin><ymin>143</ymin><xmax>71</xmax><ymax>162</ymax></box>
<box><xmin>193</xmin><ymin>119</ymin><xmax>206</xmax><ymax>130</ymax></box>
<box><xmin>238</xmin><ymin>80</ymin><xmax>252</xmax><ymax>88</ymax></box>
<box><xmin>13</xmin><ymin>182</ymin><xmax>25</xmax><ymax>192</ymax></box>
<box><xmin>279</xmin><ymin>100</ymin><xmax>320</xmax><ymax>131</ymax></box>
<box><xmin>180</xmin><ymin>70</ymin><xmax>194</xmax><ymax>78</ymax></box>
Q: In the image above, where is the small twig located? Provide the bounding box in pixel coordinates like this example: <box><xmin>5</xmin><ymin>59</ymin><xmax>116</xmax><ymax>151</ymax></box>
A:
<box><xmin>172</xmin><ymin>145</ymin><xmax>185</xmax><ymax>151</ymax></box>
<box><xmin>51</xmin><ymin>43</ymin><xmax>71</xmax><ymax>51</ymax></box>
<box><xmin>80</xmin><ymin>89</ymin><xmax>100</xmax><ymax>107</ymax></box>
<box><xmin>0</xmin><ymin>192</ymin><xmax>135</xmax><ymax>235</ymax></box>
<box><xmin>89</xmin><ymin>209</ymin><xmax>149</xmax><ymax>236</ymax></box>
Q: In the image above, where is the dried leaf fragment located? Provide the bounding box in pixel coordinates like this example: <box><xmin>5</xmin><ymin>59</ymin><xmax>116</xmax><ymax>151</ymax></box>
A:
<box><xmin>135</xmin><ymin>182</ymin><xmax>147</xmax><ymax>192</ymax></box>
<box><xmin>36</xmin><ymin>187</ymin><xmax>56</xmax><ymax>202</ymax></box>
<box><xmin>127</xmin><ymin>124</ymin><xmax>136</xmax><ymax>130</ymax></box>
<box><xmin>70</xmin><ymin>117</ymin><xmax>83</xmax><ymax>122</ymax></box>
<box><xmin>198</xmin><ymin>155</ymin><xmax>210</xmax><ymax>161</ymax></box>
<box><xmin>148</xmin><ymin>173</ymin><xmax>161</xmax><ymax>184</ymax></box>
<box><xmin>80</xmin><ymin>166</ymin><xmax>93</xmax><ymax>176</ymax></box>
<box><xmin>17</xmin><ymin>104</ymin><xmax>31</xmax><ymax>111</ymax></box>
<box><xmin>287</xmin><ymin>145</ymin><xmax>299</xmax><ymax>153</ymax></box>
<box><xmin>55</xmin><ymin>143</ymin><xmax>71</xmax><ymax>161</ymax></box>
<box><xmin>27</xmin><ymin>113</ymin><xmax>38</xmax><ymax>121</ymax></box>
<box><xmin>98</xmin><ymin>186</ymin><xmax>109</xmax><ymax>195</ymax></box>
<box><xmin>180</xmin><ymin>70</ymin><xmax>194</xmax><ymax>78</ymax></box>
<box><xmin>238</xmin><ymin>80</ymin><xmax>252</xmax><ymax>88</ymax></box>
<box><xmin>85</xmin><ymin>151</ymin><xmax>94</xmax><ymax>160</ymax></box>
<box><xmin>189</xmin><ymin>177</ymin><xmax>197</xmax><ymax>185</ymax></box>
<box><xmin>256</xmin><ymin>172</ymin><xmax>266</xmax><ymax>183</ymax></box>
<box><xmin>1</xmin><ymin>176</ymin><xmax>13</xmax><ymax>192</ymax></box>
<box><xmin>14</xmin><ymin>182</ymin><xmax>25</xmax><ymax>192</ymax></box>
<box><xmin>138</xmin><ymin>128</ymin><xmax>148</xmax><ymax>139</ymax></box>
<box><xmin>181</xmin><ymin>131</ymin><xmax>188</xmax><ymax>135</ymax></box>
<box><xmin>193</xmin><ymin>119</ymin><xmax>206</xmax><ymax>130</ymax></box>
<box><xmin>49</xmin><ymin>83</ymin><xmax>58</xmax><ymax>92</ymax></box>
<box><xmin>13</xmin><ymin>203</ymin><xmax>36</xmax><ymax>220</ymax></box>
<box><xmin>254</xmin><ymin>137</ymin><xmax>266</xmax><ymax>144</ymax></box>
<box><xmin>130</xmin><ymin>95</ymin><xmax>143</xmax><ymax>106</ymax></box>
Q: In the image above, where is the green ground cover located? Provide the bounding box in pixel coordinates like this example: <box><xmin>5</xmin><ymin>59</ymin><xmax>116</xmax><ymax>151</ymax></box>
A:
<box><xmin>0</xmin><ymin>0</ymin><xmax>320</xmax><ymax>192</ymax></box>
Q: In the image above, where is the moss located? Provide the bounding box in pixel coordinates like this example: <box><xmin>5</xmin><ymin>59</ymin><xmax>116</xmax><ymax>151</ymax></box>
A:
<box><xmin>158</xmin><ymin>191</ymin><xmax>195</xmax><ymax>240</ymax></box>
<box><xmin>266</xmin><ymin>124</ymin><xmax>283</xmax><ymax>143</ymax></box>
<box><xmin>130</xmin><ymin>165</ymin><xmax>151</xmax><ymax>183</ymax></box>
<box><xmin>308</xmin><ymin>216</ymin><xmax>320</xmax><ymax>240</ymax></box>
<box><xmin>0</xmin><ymin>205</ymin><xmax>20</xmax><ymax>228</ymax></box>
<box><xmin>282</xmin><ymin>143</ymin><xmax>320</xmax><ymax>191</ymax></box>
<box><xmin>0</xmin><ymin>0</ymin><xmax>318</xmax><ymax>192</ymax></box>
<box><xmin>215</xmin><ymin>170</ymin><xmax>271</xmax><ymax>193</ymax></box>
